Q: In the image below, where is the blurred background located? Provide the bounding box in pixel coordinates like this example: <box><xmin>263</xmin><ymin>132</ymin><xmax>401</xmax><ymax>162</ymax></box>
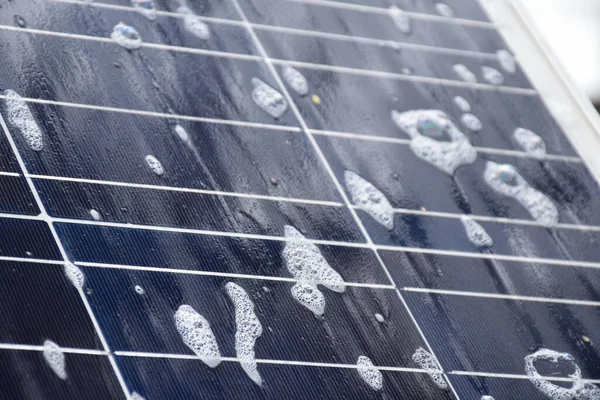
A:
<box><xmin>519</xmin><ymin>0</ymin><xmax>600</xmax><ymax>110</ymax></box>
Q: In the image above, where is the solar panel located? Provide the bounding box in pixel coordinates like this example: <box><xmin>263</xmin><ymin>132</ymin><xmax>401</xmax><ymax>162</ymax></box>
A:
<box><xmin>0</xmin><ymin>0</ymin><xmax>599</xmax><ymax>399</ymax></box>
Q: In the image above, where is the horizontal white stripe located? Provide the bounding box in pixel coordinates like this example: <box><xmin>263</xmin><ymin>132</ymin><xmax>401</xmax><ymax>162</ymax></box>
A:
<box><xmin>449</xmin><ymin>370</ymin><xmax>600</xmax><ymax>384</ymax></box>
<box><xmin>0</xmin><ymin>343</ymin><xmax>108</xmax><ymax>355</ymax></box>
<box><xmin>74</xmin><ymin>260</ymin><xmax>396</xmax><ymax>289</ymax></box>
<box><xmin>402</xmin><ymin>287</ymin><xmax>600</xmax><ymax>307</ymax></box>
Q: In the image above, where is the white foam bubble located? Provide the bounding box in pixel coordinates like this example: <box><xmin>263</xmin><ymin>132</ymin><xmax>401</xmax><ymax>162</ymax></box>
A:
<box><xmin>460</xmin><ymin>113</ymin><xmax>482</xmax><ymax>131</ymax></box>
<box><xmin>412</xmin><ymin>347</ymin><xmax>447</xmax><ymax>389</ymax></box>
<box><xmin>174</xmin><ymin>305</ymin><xmax>221</xmax><ymax>368</ymax></box>
<box><xmin>145</xmin><ymin>154</ymin><xmax>164</xmax><ymax>176</ymax></box>
<box><xmin>64</xmin><ymin>262</ymin><xmax>85</xmax><ymax>290</ymax></box>
<box><xmin>132</xmin><ymin>0</ymin><xmax>157</xmax><ymax>20</ymax></box>
<box><xmin>344</xmin><ymin>171</ymin><xmax>395</xmax><ymax>230</ymax></box>
<box><xmin>174</xmin><ymin>124</ymin><xmax>190</xmax><ymax>142</ymax></box>
<box><xmin>460</xmin><ymin>215</ymin><xmax>493</xmax><ymax>248</ymax></box>
<box><xmin>391</xmin><ymin>109</ymin><xmax>477</xmax><ymax>175</ymax></box>
<box><xmin>513</xmin><ymin>127</ymin><xmax>546</xmax><ymax>159</ymax></box>
<box><xmin>481</xmin><ymin>397</ymin><xmax>494</xmax><ymax>400</ymax></box>
<box><xmin>282</xmin><ymin>66</ymin><xmax>309</xmax><ymax>96</ymax></box>
<box><xmin>226</xmin><ymin>283</ymin><xmax>263</xmax><ymax>386</ymax></box>
<box><xmin>481</xmin><ymin>66</ymin><xmax>504</xmax><ymax>85</ymax></box>
<box><xmin>389</xmin><ymin>6</ymin><xmax>411</xmax><ymax>34</ymax></box>
<box><xmin>89</xmin><ymin>209</ymin><xmax>101</xmax><ymax>221</ymax></box>
<box><xmin>131</xmin><ymin>392</ymin><xmax>146</xmax><ymax>400</ymax></box>
<box><xmin>435</xmin><ymin>3</ymin><xmax>455</xmax><ymax>18</ymax></box>
<box><xmin>43</xmin><ymin>340</ymin><xmax>67</xmax><ymax>380</ymax></box>
<box><xmin>357</xmin><ymin>356</ymin><xmax>383</xmax><ymax>391</ymax></box>
<box><xmin>375</xmin><ymin>313</ymin><xmax>385</xmax><ymax>323</ymax></box>
<box><xmin>4</xmin><ymin>90</ymin><xmax>43</xmax><ymax>151</ymax></box>
<box><xmin>484</xmin><ymin>161</ymin><xmax>559</xmax><ymax>226</ymax></box>
<box><xmin>525</xmin><ymin>348</ymin><xmax>600</xmax><ymax>400</ymax></box>
<box><xmin>453</xmin><ymin>64</ymin><xmax>477</xmax><ymax>83</ymax></box>
<box><xmin>134</xmin><ymin>285</ymin><xmax>145</xmax><ymax>295</ymax></box>
<box><xmin>251</xmin><ymin>78</ymin><xmax>288</xmax><ymax>119</ymax></box>
<box><xmin>497</xmin><ymin>49</ymin><xmax>517</xmax><ymax>74</ymax></box>
<box><xmin>291</xmin><ymin>282</ymin><xmax>325</xmax><ymax>316</ymax></box>
<box><xmin>184</xmin><ymin>15</ymin><xmax>211</xmax><ymax>39</ymax></box>
<box><xmin>111</xmin><ymin>22</ymin><xmax>142</xmax><ymax>50</ymax></box>
<box><xmin>453</xmin><ymin>96</ymin><xmax>471</xmax><ymax>112</ymax></box>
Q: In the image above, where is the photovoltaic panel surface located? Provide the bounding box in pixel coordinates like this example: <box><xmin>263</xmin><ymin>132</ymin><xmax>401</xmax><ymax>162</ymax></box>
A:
<box><xmin>0</xmin><ymin>0</ymin><xmax>598</xmax><ymax>399</ymax></box>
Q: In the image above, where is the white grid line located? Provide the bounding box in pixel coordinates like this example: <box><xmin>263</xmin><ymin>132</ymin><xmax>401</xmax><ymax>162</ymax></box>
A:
<box><xmin>0</xmin><ymin>23</ymin><xmax>534</xmax><ymax>94</ymax></box>
<box><xmin>0</xmin><ymin>171</ymin><xmax>21</xmax><ymax>177</ymax></box>
<box><xmin>0</xmin><ymin>115</ymin><xmax>132</xmax><ymax>398</ymax></box>
<box><xmin>74</xmin><ymin>260</ymin><xmax>396</xmax><ymax>289</ymax></box>
<box><xmin>0</xmin><ymin>343</ymin><xmax>598</xmax><ymax>384</ymax></box>
<box><xmin>278</xmin><ymin>0</ymin><xmax>498</xmax><ymax>28</ymax></box>
<box><xmin>231</xmin><ymin>2</ymin><xmax>461</xmax><ymax>397</ymax></box>
<box><xmin>24</xmin><ymin>173</ymin><xmax>600</xmax><ymax>233</ymax></box>
<box><xmin>402</xmin><ymin>287</ymin><xmax>600</xmax><ymax>307</ymax></box>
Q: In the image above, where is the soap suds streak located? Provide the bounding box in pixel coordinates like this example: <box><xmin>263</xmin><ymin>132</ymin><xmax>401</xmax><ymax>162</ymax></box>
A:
<box><xmin>461</xmin><ymin>215</ymin><xmax>493</xmax><ymax>248</ymax></box>
<box><xmin>111</xmin><ymin>22</ymin><xmax>142</xmax><ymax>50</ymax></box>
<box><xmin>453</xmin><ymin>64</ymin><xmax>477</xmax><ymax>83</ymax></box>
<box><xmin>251</xmin><ymin>78</ymin><xmax>288</xmax><ymax>119</ymax></box>
<box><xmin>513</xmin><ymin>127</ymin><xmax>547</xmax><ymax>159</ymax></box>
<box><xmin>460</xmin><ymin>113</ymin><xmax>482</xmax><ymax>131</ymax></box>
<box><xmin>64</xmin><ymin>262</ymin><xmax>85</xmax><ymax>289</ymax></box>
<box><xmin>453</xmin><ymin>96</ymin><xmax>471</xmax><ymax>112</ymax></box>
<box><xmin>282</xmin><ymin>66</ymin><xmax>309</xmax><ymax>96</ymax></box>
<box><xmin>177</xmin><ymin>2</ymin><xmax>211</xmax><ymax>40</ymax></box>
<box><xmin>43</xmin><ymin>340</ymin><xmax>67</xmax><ymax>380</ymax></box>
<box><xmin>174</xmin><ymin>305</ymin><xmax>222</xmax><ymax>368</ymax></box>
<box><xmin>484</xmin><ymin>161</ymin><xmax>559</xmax><ymax>226</ymax></box>
<box><xmin>356</xmin><ymin>356</ymin><xmax>383</xmax><ymax>391</ymax></box>
<box><xmin>145</xmin><ymin>154</ymin><xmax>165</xmax><ymax>176</ymax></box>
<box><xmin>435</xmin><ymin>3</ymin><xmax>455</xmax><ymax>18</ymax></box>
<box><xmin>131</xmin><ymin>392</ymin><xmax>146</xmax><ymax>400</ymax></box>
<box><xmin>481</xmin><ymin>66</ymin><xmax>504</xmax><ymax>85</ymax></box>
<box><xmin>497</xmin><ymin>49</ymin><xmax>517</xmax><ymax>74</ymax></box>
<box><xmin>525</xmin><ymin>348</ymin><xmax>600</xmax><ymax>399</ymax></box>
<box><xmin>412</xmin><ymin>347</ymin><xmax>447</xmax><ymax>389</ymax></box>
<box><xmin>282</xmin><ymin>226</ymin><xmax>345</xmax><ymax>315</ymax></box>
<box><xmin>226</xmin><ymin>282</ymin><xmax>263</xmax><ymax>386</ymax></box>
<box><xmin>131</xmin><ymin>0</ymin><xmax>157</xmax><ymax>20</ymax></box>
<box><xmin>4</xmin><ymin>90</ymin><xmax>43</xmax><ymax>151</ymax></box>
<box><xmin>391</xmin><ymin>109</ymin><xmax>477</xmax><ymax>174</ymax></box>
<box><xmin>344</xmin><ymin>171</ymin><xmax>395</xmax><ymax>229</ymax></box>
<box><xmin>389</xmin><ymin>6</ymin><xmax>411</xmax><ymax>34</ymax></box>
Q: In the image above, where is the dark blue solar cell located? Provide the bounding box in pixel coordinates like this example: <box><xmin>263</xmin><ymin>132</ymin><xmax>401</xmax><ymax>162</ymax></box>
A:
<box><xmin>0</xmin><ymin>175</ymin><xmax>39</xmax><ymax>215</ymax></box>
<box><xmin>0</xmin><ymin>218</ymin><xmax>61</xmax><ymax>260</ymax></box>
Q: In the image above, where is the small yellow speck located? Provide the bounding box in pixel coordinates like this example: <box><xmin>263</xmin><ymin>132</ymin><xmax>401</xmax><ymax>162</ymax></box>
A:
<box><xmin>583</xmin><ymin>336</ymin><xmax>591</xmax><ymax>343</ymax></box>
<box><xmin>311</xmin><ymin>94</ymin><xmax>321</xmax><ymax>105</ymax></box>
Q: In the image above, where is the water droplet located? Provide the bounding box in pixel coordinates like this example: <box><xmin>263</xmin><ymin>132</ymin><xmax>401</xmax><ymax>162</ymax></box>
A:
<box><xmin>89</xmin><ymin>209</ymin><xmax>101</xmax><ymax>221</ymax></box>
<box><xmin>497</xmin><ymin>49</ymin><xmax>517</xmax><ymax>74</ymax></box>
<box><xmin>481</xmin><ymin>66</ymin><xmax>504</xmax><ymax>85</ymax></box>
<box><xmin>132</xmin><ymin>0</ymin><xmax>157</xmax><ymax>20</ymax></box>
<box><xmin>453</xmin><ymin>96</ymin><xmax>471</xmax><ymax>112</ymax></box>
<box><xmin>4</xmin><ymin>90</ymin><xmax>43</xmax><ymax>151</ymax></box>
<box><xmin>134</xmin><ymin>285</ymin><xmax>145</xmax><ymax>295</ymax></box>
<box><xmin>25</xmin><ymin>251</ymin><xmax>33</xmax><ymax>257</ymax></box>
<box><xmin>389</xmin><ymin>6</ymin><xmax>411</xmax><ymax>34</ymax></box>
<box><xmin>14</xmin><ymin>15</ymin><xmax>26</xmax><ymax>28</ymax></box>
<box><xmin>111</xmin><ymin>22</ymin><xmax>142</xmax><ymax>50</ymax></box>
<box><xmin>357</xmin><ymin>356</ymin><xmax>383</xmax><ymax>391</ymax></box>
<box><xmin>375</xmin><ymin>313</ymin><xmax>385</xmax><ymax>323</ymax></box>
<box><xmin>174</xmin><ymin>124</ymin><xmax>190</xmax><ymax>142</ymax></box>
<box><xmin>453</xmin><ymin>64</ymin><xmax>477</xmax><ymax>83</ymax></box>
<box><xmin>269</xmin><ymin>177</ymin><xmax>279</xmax><ymax>186</ymax></box>
<box><xmin>251</xmin><ymin>78</ymin><xmax>288</xmax><ymax>119</ymax></box>
<box><xmin>435</xmin><ymin>3</ymin><xmax>455</xmax><ymax>18</ymax></box>
<box><xmin>145</xmin><ymin>155</ymin><xmax>164</xmax><ymax>176</ymax></box>
<box><xmin>461</xmin><ymin>113</ymin><xmax>482</xmax><ymax>131</ymax></box>
<box><xmin>282</xmin><ymin>66</ymin><xmax>309</xmax><ymax>96</ymax></box>
<box><xmin>311</xmin><ymin>94</ymin><xmax>321</xmax><ymax>104</ymax></box>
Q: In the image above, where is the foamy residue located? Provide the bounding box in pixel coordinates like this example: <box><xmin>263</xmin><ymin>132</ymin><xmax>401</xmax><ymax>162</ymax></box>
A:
<box><xmin>344</xmin><ymin>171</ymin><xmax>395</xmax><ymax>230</ymax></box>
<box><xmin>134</xmin><ymin>285</ymin><xmax>145</xmax><ymax>295</ymax></box>
<box><xmin>497</xmin><ymin>49</ymin><xmax>517</xmax><ymax>74</ymax></box>
<box><xmin>453</xmin><ymin>64</ymin><xmax>477</xmax><ymax>83</ymax></box>
<box><xmin>174</xmin><ymin>305</ymin><xmax>221</xmax><ymax>368</ymax></box>
<box><xmin>145</xmin><ymin>154</ymin><xmax>165</xmax><ymax>176</ymax></box>
<box><xmin>391</xmin><ymin>109</ymin><xmax>477</xmax><ymax>174</ymax></box>
<box><xmin>64</xmin><ymin>262</ymin><xmax>85</xmax><ymax>290</ymax></box>
<box><xmin>375</xmin><ymin>313</ymin><xmax>385</xmax><ymax>323</ymax></box>
<box><xmin>435</xmin><ymin>3</ymin><xmax>455</xmax><ymax>18</ymax></box>
<box><xmin>481</xmin><ymin>397</ymin><xmax>494</xmax><ymax>400</ymax></box>
<box><xmin>176</xmin><ymin>4</ymin><xmax>211</xmax><ymax>40</ymax></box>
<box><xmin>460</xmin><ymin>215</ymin><xmax>493</xmax><ymax>248</ymax></box>
<box><xmin>513</xmin><ymin>127</ymin><xmax>546</xmax><ymax>159</ymax></box>
<box><xmin>453</xmin><ymin>96</ymin><xmax>471</xmax><ymax>112</ymax></box>
<box><xmin>412</xmin><ymin>347</ymin><xmax>447</xmax><ymax>389</ymax></box>
<box><xmin>111</xmin><ymin>22</ymin><xmax>142</xmax><ymax>50</ymax></box>
<box><xmin>131</xmin><ymin>392</ymin><xmax>146</xmax><ymax>400</ymax></box>
<box><xmin>251</xmin><ymin>78</ymin><xmax>288</xmax><ymax>119</ymax></box>
<box><xmin>4</xmin><ymin>90</ymin><xmax>43</xmax><ymax>151</ymax></box>
<box><xmin>282</xmin><ymin>66</ymin><xmax>309</xmax><ymax>96</ymax></box>
<box><xmin>389</xmin><ymin>6</ymin><xmax>411</xmax><ymax>33</ymax></box>
<box><xmin>357</xmin><ymin>356</ymin><xmax>383</xmax><ymax>391</ymax></box>
<box><xmin>481</xmin><ymin>66</ymin><xmax>504</xmax><ymax>85</ymax></box>
<box><xmin>90</xmin><ymin>209</ymin><xmax>101</xmax><ymax>221</ymax></box>
<box><xmin>461</xmin><ymin>113</ymin><xmax>482</xmax><ymax>131</ymax></box>
<box><xmin>226</xmin><ymin>282</ymin><xmax>263</xmax><ymax>386</ymax></box>
<box><xmin>283</xmin><ymin>226</ymin><xmax>345</xmax><ymax>315</ymax></box>
<box><xmin>43</xmin><ymin>340</ymin><xmax>67</xmax><ymax>380</ymax></box>
<box><xmin>484</xmin><ymin>161</ymin><xmax>559</xmax><ymax>226</ymax></box>
<box><xmin>132</xmin><ymin>0</ymin><xmax>157</xmax><ymax>20</ymax></box>
<box><xmin>525</xmin><ymin>348</ymin><xmax>600</xmax><ymax>399</ymax></box>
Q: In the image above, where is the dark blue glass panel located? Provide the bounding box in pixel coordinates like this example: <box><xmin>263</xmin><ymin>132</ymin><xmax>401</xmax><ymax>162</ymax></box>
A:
<box><xmin>0</xmin><ymin>218</ymin><xmax>61</xmax><ymax>260</ymax></box>
<box><xmin>0</xmin><ymin>175</ymin><xmax>39</xmax><ymax>215</ymax></box>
